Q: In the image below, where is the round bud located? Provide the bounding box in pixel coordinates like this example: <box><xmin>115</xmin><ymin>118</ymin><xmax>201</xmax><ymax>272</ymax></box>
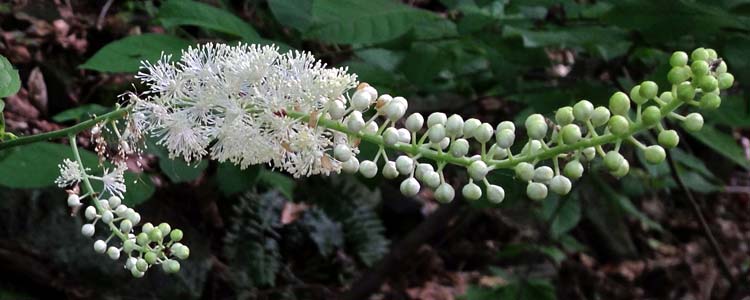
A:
<box><xmin>435</xmin><ymin>183</ymin><xmax>455</xmax><ymax>203</ymax></box>
<box><xmin>522</xmin><ymin>140</ymin><xmax>543</xmax><ymax>155</ymax></box>
<box><xmin>555</xmin><ymin>106</ymin><xmax>575</xmax><ymax>125</ymax></box>
<box><xmin>108</xmin><ymin>196</ymin><xmax>121</xmax><ymax>208</ymax></box>
<box><xmin>395</xmin><ymin>156</ymin><xmax>414</xmax><ymax>175</ymax></box>
<box><xmin>604</xmin><ymin>151</ymin><xmax>625</xmax><ymax>171</ymax></box>
<box><xmin>691</xmin><ymin>48</ymin><xmax>709</xmax><ymax>61</ymax></box>
<box><xmin>81</xmin><ymin>224</ymin><xmax>95</xmax><ymax>237</ymax></box>
<box><xmin>351</xmin><ymin>89</ymin><xmax>373</xmax><ymax>111</ymax></box>
<box><xmin>383</xmin><ymin>161</ymin><xmax>399</xmax><ymax>179</ymax></box>
<box><xmin>397</xmin><ymin>128</ymin><xmax>411</xmax><ymax>143</ymax></box>
<box><xmin>342</xmin><ymin>157</ymin><xmax>360</xmax><ymax>174</ymax></box>
<box><xmin>658</xmin><ymin>130</ymin><xmax>680</xmax><ymax>148</ymax></box>
<box><xmin>123</xmin><ymin>239</ymin><xmax>137</xmax><ymax>254</ymax></box>
<box><xmin>676</xmin><ymin>82</ymin><xmax>696</xmax><ymax>101</ymax></box>
<box><xmin>462</xmin><ymin>182</ymin><xmax>482</xmax><ymax>200</ymax></box>
<box><xmin>102</xmin><ymin>211</ymin><xmax>114</xmax><ymax>224</ymax></box>
<box><xmin>158</xmin><ymin>223</ymin><xmax>171</xmax><ymax>235</ymax></box>
<box><xmin>131</xmin><ymin>268</ymin><xmax>145</xmax><ymax>278</ymax></box>
<box><xmin>383</xmin><ymin>127</ymin><xmax>400</xmax><ymax>146</ymax></box>
<box><xmin>474</xmin><ymin>123</ymin><xmax>494</xmax><ymax>143</ymax></box>
<box><xmin>668</xmin><ymin>66</ymin><xmax>691</xmax><ymax>84</ymax></box>
<box><xmin>334</xmin><ymin>144</ymin><xmax>352</xmax><ymax>162</ymax></box>
<box><xmin>144</xmin><ymin>251</ymin><xmax>158</xmax><ymax>264</ymax></box>
<box><xmin>392</xmin><ymin>96</ymin><xmax>408</xmax><ymax>109</ymax></box>
<box><xmin>573</xmin><ymin>100</ymin><xmax>594</xmax><ymax>121</ymax></box>
<box><xmin>85</xmin><ymin>206</ymin><xmax>97</xmax><ymax>220</ymax></box>
<box><xmin>549</xmin><ymin>175</ymin><xmax>572</xmax><ymax>195</ymax></box>
<box><xmin>170</xmin><ymin>229</ymin><xmax>184</xmax><ymax>242</ymax></box>
<box><xmin>163</xmin><ymin>260</ymin><xmax>181</xmax><ymax>274</ymax></box>
<box><xmin>98</xmin><ymin>200</ymin><xmax>110</xmax><ymax>210</ymax></box>
<box><xmin>329</xmin><ymin>100</ymin><xmax>346</xmax><ymax>119</ymax></box>
<box><xmin>684</xmin><ymin>113</ymin><xmax>704</xmax><ymax>131</ymax></box>
<box><xmin>406</xmin><ymin>113</ymin><xmax>424</xmax><ymax>132</ymax></box>
<box><xmin>515</xmin><ymin>162</ymin><xmax>535</xmax><ymax>182</ymax></box>
<box><xmin>496</xmin><ymin>121</ymin><xmax>515</xmax><ymax>132</ymax></box>
<box><xmin>526</xmin><ymin>182</ymin><xmax>548</xmax><ymax>201</ymax></box>
<box><xmin>608</xmin><ymin>115</ymin><xmax>630</xmax><ymax>136</ymax></box>
<box><xmin>114</xmin><ymin>205</ymin><xmax>128</xmax><ymax>216</ymax></box>
<box><xmin>174</xmin><ymin>244</ymin><xmax>191</xmax><ymax>260</ymax></box>
<box><xmin>611</xmin><ymin>159</ymin><xmax>630</xmax><ymax>178</ymax></box>
<box><xmin>660</xmin><ymin>91</ymin><xmax>674</xmax><ymax>103</ymax></box>
<box><xmin>629</xmin><ymin>86</ymin><xmax>645</xmax><ymax>105</ymax></box>
<box><xmin>400</xmin><ymin>178</ymin><xmax>420</xmax><ymax>197</ymax></box>
<box><xmin>67</xmin><ymin>194</ymin><xmax>80</xmax><ymax>207</ymax></box>
<box><xmin>149</xmin><ymin>228</ymin><xmax>163</xmax><ymax>243</ymax></box>
<box><xmin>385</xmin><ymin>101</ymin><xmax>406</xmax><ymax>121</ymax></box>
<box><xmin>437</xmin><ymin>137</ymin><xmax>450</xmax><ymax>150</ymax></box>
<box><xmin>718</xmin><ymin>73</ymin><xmax>734</xmax><ymax>90</ymax></box>
<box><xmin>644</xmin><ymin>145</ymin><xmax>666</xmax><ymax>164</ymax></box>
<box><xmin>120</xmin><ymin>219</ymin><xmax>133</xmax><ymax>233</ymax></box>
<box><xmin>347</xmin><ymin>111</ymin><xmax>365</xmax><ymax>132</ymax></box>
<box><xmin>582</xmin><ymin>147</ymin><xmax>596</xmax><ymax>161</ymax></box>
<box><xmin>641</xmin><ymin>106</ymin><xmax>662</xmax><ymax>126</ymax></box>
<box><xmin>487</xmin><ymin>185</ymin><xmax>505</xmax><ymax>204</ymax></box>
<box><xmin>94</xmin><ymin>240</ymin><xmax>107</xmax><ymax>254</ymax></box>
<box><xmin>561</xmin><ymin>124</ymin><xmax>582</xmax><ymax>145</ymax></box>
<box><xmin>691</xmin><ymin>60</ymin><xmax>710</xmax><ymax>76</ymax></box>
<box><xmin>490</xmin><ymin>146</ymin><xmax>508</xmax><ymax>159</ymax></box>
<box><xmin>563</xmin><ymin>160</ymin><xmax>584</xmax><ymax>179</ymax></box>
<box><xmin>463</xmin><ymin>118</ymin><xmax>481</xmax><ymax>139</ymax></box>
<box><xmin>495</xmin><ymin>129</ymin><xmax>515</xmax><ymax>149</ymax></box>
<box><xmin>364</xmin><ymin>121</ymin><xmax>379</xmax><ymax>135</ymax></box>
<box><xmin>422</xmin><ymin>171</ymin><xmax>441</xmax><ymax>189</ymax></box>
<box><xmin>706</xmin><ymin>48</ymin><xmax>718</xmax><ymax>59</ymax></box>
<box><xmin>670</xmin><ymin>51</ymin><xmax>689</xmax><ymax>67</ymax></box>
<box><xmin>450</xmin><ymin>138</ymin><xmax>470</xmax><ymax>157</ymax></box>
<box><xmin>591</xmin><ymin>106</ymin><xmax>611</xmax><ymax>127</ymax></box>
<box><xmin>525</xmin><ymin>114</ymin><xmax>548</xmax><ymax>140</ymax></box>
<box><xmin>428</xmin><ymin>124</ymin><xmax>446</xmax><ymax>143</ymax></box>
<box><xmin>468</xmin><ymin>161</ymin><xmax>488</xmax><ymax>181</ymax></box>
<box><xmin>699</xmin><ymin>75</ymin><xmax>718</xmax><ymax>92</ymax></box>
<box><xmin>107</xmin><ymin>247</ymin><xmax>120</xmax><ymax>260</ymax></box>
<box><xmin>533</xmin><ymin>166</ymin><xmax>554</xmax><ymax>183</ymax></box>
<box><xmin>142</xmin><ymin>222</ymin><xmax>154</xmax><ymax>234</ymax></box>
<box><xmin>609</xmin><ymin>92</ymin><xmax>631</xmax><ymax>116</ymax></box>
<box><xmin>445</xmin><ymin>114</ymin><xmax>464</xmax><ymax>137</ymax></box>
<box><xmin>136</xmin><ymin>258</ymin><xmax>148</xmax><ymax>272</ymax></box>
<box><xmin>427</xmin><ymin>112</ymin><xmax>447</xmax><ymax>128</ymax></box>
<box><xmin>716</xmin><ymin>61</ymin><xmax>727</xmax><ymax>74</ymax></box>
<box><xmin>128</xmin><ymin>212</ymin><xmax>141</xmax><ymax>226</ymax></box>
<box><xmin>700</xmin><ymin>93</ymin><xmax>721</xmax><ymax>110</ymax></box>
<box><xmin>415</xmin><ymin>163</ymin><xmax>434</xmax><ymax>180</ymax></box>
<box><xmin>359</xmin><ymin>160</ymin><xmax>378</xmax><ymax>178</ymax></box>
<box><xmin>639</xmin><ymin>81</ymin><xmax>658</xmax><ymax>101</ymax></box>
<box><xmin>136</xmin><ymin>232</ymin><xmax>150</xmax><ymax>246</ymax></box>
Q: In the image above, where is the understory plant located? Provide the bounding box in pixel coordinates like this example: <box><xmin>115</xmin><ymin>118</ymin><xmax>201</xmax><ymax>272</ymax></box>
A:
<box><xmin>0</xmin><ymin>44</ymin><xmax>735</xmax><ymax>277</ymax></box>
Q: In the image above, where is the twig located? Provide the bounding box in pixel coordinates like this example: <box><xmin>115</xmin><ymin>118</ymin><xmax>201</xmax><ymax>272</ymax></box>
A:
<box><xmin>96</xmin><ymin>0</ymin><xmax>114</xmax><ymax>30</ymax></box>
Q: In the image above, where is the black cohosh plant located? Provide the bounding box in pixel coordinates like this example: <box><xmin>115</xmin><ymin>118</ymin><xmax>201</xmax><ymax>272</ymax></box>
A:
<box><xmin>0</xmin><ymin>44</ymin><xmax>734</xmax><ymax>277</ymax></box>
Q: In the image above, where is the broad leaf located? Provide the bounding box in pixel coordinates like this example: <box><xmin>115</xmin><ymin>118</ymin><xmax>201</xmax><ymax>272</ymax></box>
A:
<box><xmin>52</xmin><ymin>104</ymin><xmax>111</xmax><ymax>123</ymax></box>
<box><xmin>268</xmin><ymin>0</ymin><xmax>313</xmax><ymax>31</ymax></box>
<box><xmin>158</xmin><ymin>0</ymin><xmax>260</xmax><ymax>41</ymax></box>
<box><xmin>0</xmin><ymin>55</ymin><xmax>20</xmax><ymax>98</ymax></box>
<box><xmin>687</xmin><ymin>124</ymin><xmax>750</xmax><ymax>170</ymax></box>
<box><xmin>80</xmin><ymin>34</ymin><xmax>191</xmax><ymax>72</ymax></box>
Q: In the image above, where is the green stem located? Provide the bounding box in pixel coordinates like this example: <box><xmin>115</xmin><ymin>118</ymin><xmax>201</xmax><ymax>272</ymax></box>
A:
<box><xmin>0</xmin><ymin>107</ymin><xmax>130</xmax><ymax>150</ymax></box>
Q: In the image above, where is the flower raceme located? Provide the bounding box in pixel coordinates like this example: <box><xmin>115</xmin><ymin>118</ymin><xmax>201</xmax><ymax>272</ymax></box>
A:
<box><xmin>52</xmin><ymin>44</ymin><xmax>731</xmax><ymax>277</ymax></box>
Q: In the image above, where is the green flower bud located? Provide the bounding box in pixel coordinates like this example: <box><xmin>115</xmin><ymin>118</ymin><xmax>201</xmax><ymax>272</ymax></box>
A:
<box><xmin>515</xmin><ymin>162</ymin><xmax>535</xmax><ymax>182</ymax></box>
<box><xmin>525</xmin><ymin>114</ymin><xmax>547</xmax><ymax>140</ymax></box>
<box><xmin>462</xmin><ymin>182</ymin><xmax>482</xmax><ymax>200</ymax></box>
<box><xmin>445</xmin><ymin>114</ymin><xmax>464</xmax><ymax>137</ymax></box>
<box><xmin>563</xmin><ymin>160</ymin><xmax>584</xmax><ymax>179</ymax></box>
<box><xmin>669</xmin><ymin>51</ymin><xmax>688</xmax><ymax>67</ymax></box>
<box><xmin>475</xmin><ymin>123</ymin><xmax>494</xmax><ymax>143</ymax></box>
<box><xmin>691</xmin><ymin>60</ymin><xmax>709</xmax><ymax>76</ymax></box>
<box><xmin>608</xmin><ymin>115</ymin><xmax>630</xmax><ymax>136</ymax></box>
<box><xmin>158</xmin><ymin>223</ymin><xmax>171</xmax><ymax>236</ymax></box>
<box><xmin>676</xmin><ymin>83</ymin><xmax>696</xmax><ymax>101</ymax></box>
<box><xmin>148</xmin><ymin>228</ymin><xmax>163</xmax><ymax>243</ymax></box>
<box><xmin>691</xmin><ymin>48</ymin><xmax>709</xmax><ymax>61</ymax></box>
<box><xmin>684</xmin><ymin>113</ymin><xmax>704</xmax><ymax>131</ymax></box>
<box><xmin>718</xmin><ymin>73</ymin><xmax>734</xmax><ymax>90</ymax></box>
<box><xmin>136</xmin><ymin>258</ymin><xmax>148</xmax><ymax>272</ymax></box>
<box><xmin>145</xmin><ymin>251</ymin><xmax>158</xmax><ymax>264</ymax></box>
<box><xmin>400</xmin><ymin>178</ymin><xmax>420</xmax><ymax>197</ymax></box>
<box><xmin>359</xmin><ymin>160</ymin><xmax>378</xmax><ymax>178</ymax></box>
<box><xmin>604</xmin><ymin>151</ymin><xmax>625</xmax><ymax>171</ymax></box>
<box><xmin>526</xmin><ymin>182</ymin><xmax>548</xmax><ymax>201</ymax></box>
<box><xmin>700</xmin><ymin>93</ymin><xmax>721</xmax><ymax>109</ymax></box>
<box><xmin>123</xmin><ymin>239</ymin><xmax>137</xmax><ymax>254</ymax></box>
<box><xmin>395</xmin><ymin>156</ymin><xmax>414</xmax><ymax>175</ymax></box>
<box><xmin>591</xmin><ymin>106</ymin><xmax>611</xmax><ymax>127</ymax></box>
<box><xmin>415</xmin><ymin>163</ymin><xmax>434</xmax><ymax>180</ymax></box>
<box><xmin>342</xmin><ymin>157</ymin><xmax>360</xmax><ymax>174</ymax></box>
<box><xmin>171</xmin><ymin>243</ymin><xmax>190</xmax><ymax>260</ymax></box>
<box><xmin>668</xmin><ymin>66</ymin><xmax>691</xmax><ymax>84</ymax></box>
<box><xmin>427</xmin><ymin>112</ymin><xmax>447</xmax><ymax>128</ymax></box>
<box><xmin>522</xmin><ymin>140</ymin><xmax>543</xmax><ymax>155</ymax></box>
<box><xmin>334</xmin><ymin>144</ymin><xmax>352</xmax><ymax>162</ymax></box>
<box><xmin>706</xmin><ymin>48</ymin><xmax>718</xmax><ymax>59</ymax></box>
<box><xmin>405</xmin><ymin>113</ymin><xmax>424</xmax><ymax>133</ymax></box>
<box><xmin>163</xmin><ymin>259</ymin><xmax>181</xmax><ymax>274</ymax></box>
<box><xmin>533</xmin><ymin>166</ymin><xmax>554</xmax><ymax>183</ymax></box>
<box><xmin>644</xmin><ymin>145</ymin><xmax>666</xmax><ymax>164</ymax></box>
<box><xmin>449</xmin><ymin>139</ymin><xmax>469</xmax><ymax>157</ymax></box>
<box><xmin>699</xmin><ymin>75</ymin><xmax>718</xmax><ymax>92</ymax></box>
<box><xmin>497</xmin><ymin>121</ymin><xmax>515</xmax><ymax>132</ymax></box>
<box><xmin>582</xmin><ymin>147</ymin><xmax>596</xmax><ymax>161</ymax></box>
<box><xmin>428</xmin><ymin>124</ymin><xmax>446</xmax><ymax>143</ymax></box>
<box><xmin>609</xmin><ymin>92</ymin><xmax>631</xmax><ymax>116</ymax></box>
<box><xmin>468</xmin><ymin>161</ymin><xmax>488</xmax><ymax>181</ymax></box>
<box><xmin>435</xmin><ymin>183</ymin><xmax>455</xmax><ymax>203</ymax></box>
<box><xmin>170</xmin><ymin>229</ymin><xmax>184</xmax><ymax>242</ymax></box>
<box><xmin>641</xmin><ymin>106</ymin><xmax>662</xmax><ymax>126</ymax></box>
<box><xmin>131</xmin><ymin>267</ymin><xmax>145</xmax><ymax>278</ymax></box>
<box><xmin>716</xmin><ymin>61</ymin><xmax>727</xmax><ymax>74</ymax></box>
<box><xmin>463</xmin><ymin>118</ymin><xmax>481</xmax><ymax>139</ymax></box>
<box><xmin>495</xmin><ymin>129</ymin><xmax>515</xmax><ymax>149</ymax></box>
<box><xmin>629</xmin><ymin>86</ymin><xmax>646</xmax><ymax>105</ymax></box>
<box><xmin>658</xmin><ymin>130</ymin><xmax>680</xmax><ymax>148</ymax></box>
<box><xmin>561</xmin><ymin>124</ymin><xmax>582</xmax><ymax>145</ymax></box>
<box><xmin>383</xmin><ymin>161</ymin><xmax>399</xmax><ymax>179</ymax></box>
<box><xmin>573</xmin><ymin>100</ymin><xmax>594</xmax><ymax>121</ymax></box>
<box><xmin>611</xmin><ymin>159</ymin><xmax>630</xmax><ymax>178</ymax></box>
<box><xmin>136</xmin><ymin>232</ymin><xmax>150</xmax><ymax>246</ymax></box>
<box><xmin>490</xmin><ymin>146</ymin><xmax>508</xmax><ymax>159</ymax></box>
<box><xmin>486</xmin><ymin>185</ymin><xmax>505</xmax><ymax>204</ymax></box>
<box><xmin>639</xmin><ymin>81</ymin><xmax>658</xmax><ymax>101</ymax></box>
<box><xmin>383</xmin><ymin>127</ymin><xmax>400</xmax><ymax>146</ymax></box>
<box><xmin>555</xmin><ymin>106</ymin><xmax>575</xmax><ymax>125</ymax></box>
<box><xmin>549</xmin><ymin>175</ymin><xmax>572</xmax><ymax>195</ymax></box>
<box><xmin>660</xmin><ymin>91</ymin><xmax>674</xmax><ymax>104</ymax></box>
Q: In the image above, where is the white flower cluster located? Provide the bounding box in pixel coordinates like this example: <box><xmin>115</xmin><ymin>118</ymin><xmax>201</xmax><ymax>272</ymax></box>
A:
<box><xmin>133</xmin><ymin>43</ymin><xmax>359</xmax><ymax>177</ymax></box>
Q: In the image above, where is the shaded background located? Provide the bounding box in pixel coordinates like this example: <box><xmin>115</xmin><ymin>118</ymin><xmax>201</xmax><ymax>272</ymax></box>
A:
<box><xmin>1</xmin><ymin>0</ymin><xmax>750</xmax><ymax>299</ymax></box>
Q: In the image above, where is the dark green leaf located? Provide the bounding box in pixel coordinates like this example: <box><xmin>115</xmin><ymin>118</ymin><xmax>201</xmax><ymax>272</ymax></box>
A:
<box><xmin>542</xmin><ymin>193</ymin><xmax>581</xmax><ymax>239</ymax></box>
<box><xmin>257</xmin><ymin>169</ymin><xmax>295</xmax><ymax>199</ymax></box>
<box><xmin>80</xmin><ymin>34</ymin><xmax>191</xmax><ymax>72</ymax></box>
<box><xmin>216</xmin><ymin>163</ymin><xmax>261</xmax><ymax>196</ymax></box>
<box><xmin>300</xmin><ymin>208</ymin><xmax>344</xmax><ymax>256</ymax></box>
<box><xmin>687</xmin><ymin>124</ymin><xmax>750</xmax><ymax>170</ymax></box>
<box><xmin>51</xmin><ymin>104</ymin><xmax>111</xmax><ymax>123</ymax></box>
<box><xmin>268</xmin><ymin>0</ymin><xmax>313</xmax><ymax>31</ymax></box>
<box><xmin>159</xmin><ymin>159</ymin><xmax>208</xmax><ymax>183</ymax></box>
<box><xmin>0</xmin><ymin>54</ymin><xmax>21</xmax><ymax>98</ymax></box>
<box><xmin>158</xmin><ymin>0</ymin><xmax>260</xmax><ymax>40</ymax></box>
